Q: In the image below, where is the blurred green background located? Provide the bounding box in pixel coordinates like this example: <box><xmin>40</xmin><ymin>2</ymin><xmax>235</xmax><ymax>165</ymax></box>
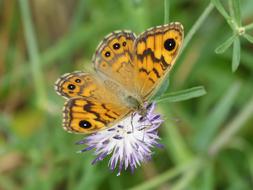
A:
<box><xmin>1</xmin><ymin>0</ymin><xmax>253</xmax><ymax>189</ymax></box>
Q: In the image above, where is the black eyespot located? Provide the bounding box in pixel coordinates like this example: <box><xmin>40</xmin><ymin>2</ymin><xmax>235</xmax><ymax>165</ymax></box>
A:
<box><xmin>113</xmin><ymin>43</ymin><xmax>120</xmax><ymax>50</ymax></box>
<box><xmin>164</xmin><ymin>38</ymin><xmax>176</xmax><ymax>51</ymax></box>
<box><xmin>67</xmin><ymin>84</ymin><xmax>75</xmax><ymax>90</ymax></box>
<box><xmin>79</xmin><ymin>120</ymin><xmax>92</xmax><ymax>129</ymax></box>
<box><xmin>122</xmin><ymin>41</ymin><xmax>127</xmax><ymax>46</ymax></box>
<box><xmin>105</xmin><ymin>51</ymin><xmax>111</xmax><ymax>57</ymax></box>
<box><xmin>75</xmin><ymin>79</ymin><xmax>81</xmax><ymax>83</ymax></box>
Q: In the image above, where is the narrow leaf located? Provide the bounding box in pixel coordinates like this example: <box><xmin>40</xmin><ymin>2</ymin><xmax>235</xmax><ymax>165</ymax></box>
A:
<box><xmin>163</xmin><ymin>121</ymin><xmax>192</xmax><ymax>164</ymax></box>
<box><xmin>152</xmin><ymin>76</ymin><xmax>170</xmax><ymax>100</ymax></box>
<box><xmin>245</xmin><ymin>22</ymin><xmax>253</xmax><ymax>30</ymax></box>
<box><xmin>212</xmin><ymin>0</ymin><xmax>230</xmax><ymax>20</ymax></box>
<box><xmin>243</xmin><ymin>33</ymin><xmax>253</xmax><ymax>44</ymax></box>
<box><xmin>232</xmin><ymin>0</ymin><xmax>241</xmax><ymax>26</ymax></box>
<box><xmin>232</xmin><ymin>37</ymin><xmax>241</xmax><ymax>72</ymax></box>
<box><xmin>156</xmin><ymin>86</ymin><xmax>206</xmax><ymax>103</ymax></box>
<box><xmin>215</xmin><ymin>34</ymin><xmax>236</xmax><ymax>54</ymax></box>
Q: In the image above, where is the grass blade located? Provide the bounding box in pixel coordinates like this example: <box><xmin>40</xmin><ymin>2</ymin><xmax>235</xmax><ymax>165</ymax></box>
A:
<box><xmin>163</xmin><ymin>121</ymin><xmax>192</xmax><ymax>164</ymax></box>
<box><xmin>209</xmin><ymin>95</ymin><xmax>253</xmax><ymax>155</ymax></box>
<box><xmin>18</xmin><ymin>0</ymin><xmax>47</xmax><ymax>108</ymax></box>
<box><xmin>130</xmin><ymin>158</ymin><xmax>201</xmax><ymax>190</ymax></box>
<box><xmin>193</xmin><ymin>82</ymin><xmax>240</xmax><ymax>151</ymax></box>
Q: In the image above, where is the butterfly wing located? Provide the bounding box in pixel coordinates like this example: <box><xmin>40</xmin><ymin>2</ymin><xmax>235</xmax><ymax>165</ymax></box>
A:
<box><xmin>92</xmin><ymin>31</ymin><xmax>138</xmax><ymax>94</ymax></box>
<box><xmin>55</xmin><ymin>71</ymin><xmax>97</xmax><ymax>99</ymax></box>
<box><xmin>134</xmin><ymin>22</ymin><xmax>184</xmax><ymax>100</ymax></box>
<box><xmin>55</xmin><ymin>72</ymin><xmax>131</xmax><ymax>133</ymax></box>
<box><xmin>92</xmin><ymin>23</ymin><xmax>184</xmax><ymax>102</ymax></box>
<box><xmin>63</xmin><ymin>97</ymin><xmax>130</xmax><ymax>134</ymax></box>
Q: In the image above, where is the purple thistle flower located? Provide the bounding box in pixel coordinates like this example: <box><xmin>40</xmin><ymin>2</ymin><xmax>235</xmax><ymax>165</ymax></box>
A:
<box><xmin>76</xmin><ymin>103</ymin><xmax>163</xmax><ymax>176</ymax></box>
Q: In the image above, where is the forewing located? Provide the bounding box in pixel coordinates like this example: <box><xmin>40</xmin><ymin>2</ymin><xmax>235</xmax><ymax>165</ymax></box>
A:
<box><xmin>134</xmin><ymin>22</ymin><xmax>184</xmax><ymax>100</ymax></box>
<box><xmin>93</xmin><ymin>31</ymin><xmax>137</xmax><ymax>93</ymax></box>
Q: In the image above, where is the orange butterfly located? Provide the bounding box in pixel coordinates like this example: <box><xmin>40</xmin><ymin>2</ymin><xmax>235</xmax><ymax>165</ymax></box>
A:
<box><xmin>55</xmin><ymin>22</ymin><xmax>184</xmax><ymax>134</ymax></box>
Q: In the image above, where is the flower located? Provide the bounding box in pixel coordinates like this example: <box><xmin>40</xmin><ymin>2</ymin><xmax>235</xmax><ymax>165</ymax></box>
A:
<box><xmin>76</xmin><ymin>103</ymin><xmax>163</xmax><ymax>176</ymax></box>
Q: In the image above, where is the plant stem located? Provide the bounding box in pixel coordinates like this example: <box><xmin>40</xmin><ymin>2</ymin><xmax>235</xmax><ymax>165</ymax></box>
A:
<box><xmin>164</xmin><ymin>0</ymin><xmax>170</xmax><ymax>24</ymax></box>
<box><xmin>181</xmin><ymin>3</ymin><xmax>214</xmax><ymax>53</ymax></box>
<box><xmin>130</xmin><ymin>158</ymin><xmax>200</xmax><ymax>190</ymax></box>
<box><xmin>19</xmin><ymin>0</ymin><xmax>47</xmax><ymax>108</ymax></box>
<box><xmin>171</xmin><ymin>165</ymin><xmax>201</xmax><ymax>190</ymax></box>
<box><xmin>209</xmin><ymin>95</ymin><xmax>253</xmax><ymax>156</ymax></box>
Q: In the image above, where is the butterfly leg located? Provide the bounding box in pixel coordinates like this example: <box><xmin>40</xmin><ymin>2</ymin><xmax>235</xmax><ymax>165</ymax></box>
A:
<box><xmin>137</xmin><ymin>116</ymin><xmax>153</xmax><ymax>142</ymax></box>
<box><xmin>130</xmin><ymin>112</ymin><xmax>135</xmax><ymax>133</ymax></box>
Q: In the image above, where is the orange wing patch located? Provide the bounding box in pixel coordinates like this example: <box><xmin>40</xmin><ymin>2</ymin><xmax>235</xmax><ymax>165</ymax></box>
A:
<box><xmin>63</xmin><ymin>98</ymin><xmax>130</xmax><ymax>134</ymax></box>
<box><xmin>93</xmin><ymin>31</ymin><xmax>137</xmax><ymax>93</ymax></box>
<box><xmin>55</xmin><ymin>72</ymin><xmax>107</xmax><ymax>100</ymax></box>
<box><xmin>134</xmin><ymin>22</ymin><xmax>184</xmax><ymax>100</ymax></box>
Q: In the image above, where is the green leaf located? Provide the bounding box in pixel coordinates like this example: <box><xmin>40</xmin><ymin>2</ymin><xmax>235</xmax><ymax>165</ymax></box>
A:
<box><xmin>130</xmin><ymin>158</ymin><xmax>201</xmax><ymax>190</ymax></box>
<box><xmin>19</xmin><ymin>0</ymin><xmax>47</xmax><ymax>108</ymax></box>
<box><xmin>232</xmin><ymin>37</ymin><xmax>241</xmax><ymax>72</ymax></box>
<box><xmin>212</xmin><ymin>0</ymin><xmax>230</xmax><ymax>20</ymax></box>
<box><xmin>245</xmin><ymin>22</ymin><xmax>253</xmax><ymax>30</ymax></box>
<box><xmin>243</xmin><ymin>33</ymin><xmax>253</xmax><ymax>43</ymax></box>
<box><xmin>232</xmin><ymin>0</ymin><xmax>241</xmax><ymax>26</ymax></box>
<box><xmin>193</xmin><ymin>82</ymin><xmax>240</xmax><ymax>151</ymax></box>
<box><xmin>156</xmin><ymin>86</ymin><xmax>206</xmax><ymax>103</ymax></box>
<box><xmin>209</xmin><ymin>95</ymin><xmax>253</xmax><ymax>155</ymax></box>
<box><xmin>163</xmin><ymin>121</ymin><xmax>192</xmax><ymax>164</ymax></box>
<box><xmin>201</xmin><ymin>163</ymin><xmax>215</xmax><ymax>190</ymax></box>
<box><xmin>215</xmin><ymin>34</ymin><xmax>236</xmax><ymax>54</ymax></box>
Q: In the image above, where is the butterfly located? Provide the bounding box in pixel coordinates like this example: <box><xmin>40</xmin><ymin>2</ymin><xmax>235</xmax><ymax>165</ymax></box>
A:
<box><xmin>55</xmin><ymin>22</ymin><xmax>184</xmax><ymax>134</ymax></box>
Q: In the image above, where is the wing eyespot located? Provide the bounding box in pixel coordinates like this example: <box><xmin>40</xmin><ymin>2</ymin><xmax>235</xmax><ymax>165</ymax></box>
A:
<box><xmin>75</xmin><ymin>78</ymin><xmax>81</xmax><ymax>83</ymax></box>
<box><xmin>68</xmin><ymin>84</ymin><xmax>76</xmax><ymax>90</ymax></box>
<box><xmin>79</xmin><ymin>120</ymin><xmax>92</xmax><ymax>129</ymax></box>
<box><xmin>104</xmin><ymin>51</ymin><xmax>111</xmax><ymax>57</ymax></box>
<box><xmin>164</xmin><ymin>38</ymin><xmax>176</xmax><ymax>51</ymax></box>
<box><xmin>113</xmin><ymin>43</ymin><xmax>120</xmax><ymax>50</ymax></box>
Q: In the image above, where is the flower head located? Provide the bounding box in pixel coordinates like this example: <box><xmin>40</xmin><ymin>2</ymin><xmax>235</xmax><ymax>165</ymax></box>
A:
<box><xmin>76</xmin><ymin>103</ymin><xmax>163</xmax><ymax>176</ymax></box>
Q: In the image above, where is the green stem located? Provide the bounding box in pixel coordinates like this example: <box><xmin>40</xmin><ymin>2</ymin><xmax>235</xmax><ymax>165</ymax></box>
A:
<box><xmin>209</xmin><ymin>95</ymin><xmax>253</xmax><ymax>156</ymax></box>
<box><xmin>164</xmin><ymin>0</ymin><xmax>170</xmax><ymax>24</ymax></box>
<box><xmin>181</xmin><ymin>3</ymin><xmax>214</xmax><ymax>53</ymax></box>
<box><xmin>129</xmin><ymin>158</ymin><xmax>200</xmax><ymax>190</ymax></box>
<box><xmin>19</xmin><ymin>0</ymin><xmax>47</xmax><ymax>108</ymax></box>
<box><xmin>171</xmin><ymin>166</ymin><xmax>201</xmax><ymax>190</ymax></box>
